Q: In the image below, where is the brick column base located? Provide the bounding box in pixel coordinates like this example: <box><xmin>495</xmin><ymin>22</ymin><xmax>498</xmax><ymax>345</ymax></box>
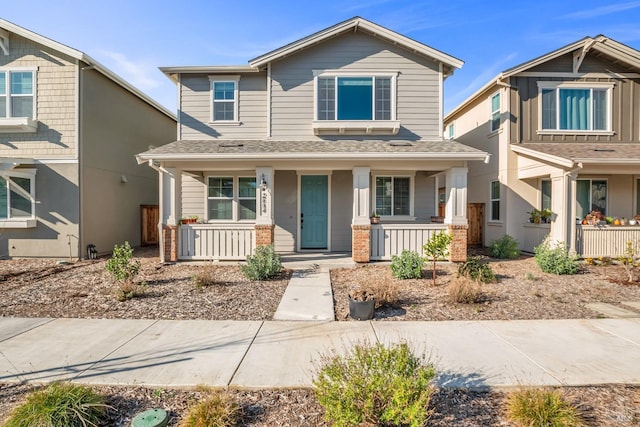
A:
<box><xmin>448</xmin><ymin>224</ymin><xmax>468</xmax><ymax>262</ymax></box>
<box><xmin>255</xmin><ymin>224</ymin><xmax>275</xmax><ymax>246</ymax></box>
<box><xmin>162</xmin><ymin>225</ymin><xmax>178</xmax><ymax>262</ymax></box>
<box><xmin>352</xmin><ymin>224</ymin><xmax>371</xmax><ymax>263</ymax></box>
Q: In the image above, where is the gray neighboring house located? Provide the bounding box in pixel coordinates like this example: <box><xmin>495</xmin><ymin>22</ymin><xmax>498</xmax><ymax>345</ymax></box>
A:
<box><xmin>444</xmin><ymin>35</ymin><xmax>640</xmax><ymax>257</ymax></box>
<box><xmin>137</xmin><ymin>17</ymin><xmax>488</xmax><ymax>263</ymax></box>
<box><xmin>0</xmin><ymin>19</ymin><xmax>176</xmax><ymax>258</ymax></box>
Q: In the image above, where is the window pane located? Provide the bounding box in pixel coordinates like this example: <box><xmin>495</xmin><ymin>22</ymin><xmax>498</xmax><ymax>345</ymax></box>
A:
<box><xmin>213</xmin><ymin>102</ymin><xmax>234</xmax><ymax>121</ymax></box>
<box><xmin>490</xmin><ymin>94</ymin><xmax>500</xmax><ymax>131</ymax></box>
<box><xmin>576</xmin><ymin>179</ymin><xmax>590</xmax><ymax>219</ymax></box>
<box><xmin>208</xmin><ymin>199</ymin><xmax>232</xmax><ymax>220</ymax></box>
<box><xmin>0</xmin><ymin>177</ymin><xmax>6</xmax><ymax>219</ymax></box>
<box><xmin>593</xmin><ymin>89</ymin><xmax>607</xmax><ymax>130</ymax></box>
<box><xmin>591</xmin><ymin>180</ymin><xmax>607</xmax><ymax>215</ymax></box>
<box><xmin>541</xmin><ymin>89</ymin><xmax>556</xmax><ymax>129</ymax></box>
<box><xmin>491</xmin><ymin>201</ymin><xmax>500</xmax><ymax>221</ymax></box>
<box><xmin>239</xmin><ymin>199</ymin><xmax>256</xmax><ymax>220</ymax></box>
<box><xmin>11</xmin><ymin>97</ymin><xmax>33</xmax><ymax>118</ymax></box>
<box><xmin>9</xmin><ymin>177</ymin><xmax>32</xmax><ymax>218</ymax></box>
<box><xmin>393</xmin><ymin>177</ymin><xmax>410</xmax><ymax>216</ymax></box>
<box><xmin>337</xmin><ymin>77</ymin><xmax>372</xmax><ymax>120</ymax></box>
<box><xmin>375</xmin><ymin>77</ymin><xmax>391</xmax><ymax>120</ymax></box>
<box><xmin>560</xmin><ymin>89</ymin><xmax>590</xmax><ymax>130</ymax></box>
<box><xmin>0</xmin><ymin>72</ymin><xmax>5</xmax><ymax>95</ymax></box>
<box><xmin>10</xmin><ymin>72</ymin><xmax>33</xmax><ymax>95</ymax></box>
<box><xmin>491</xmin><ymin>94</ymin><xmax>500</xmax><ymax>111</ymax></box>
<box><xmin>375</xmin><ymin>177</ymin><xmax>391</xmax><ymax>216</ymax></box>
<box><xmin>208</xmin><ymin>177</ymin><xmax>233</xmax><ymax>198</ymax></box>
<box><xmin>491</xmin><ymin>181</ymin><xmax>500</xmax><ymax>199</ymax></box>
<box><xmin>541</xmin><ymin>180</ymin><xmax>552</xmax><ymax>211</ymax></box>
<box><xmin>317</xmin><ymin>77</ymin><xmax>335</xmax><ymax>120</ymax></box>
<box><xmin>238</xmin><ymin>177</ymin><xmax>256</xmax><ymax>198</ymax></box>
<box><xmin>0</xmin><ymin>96</ymin><xmax>6</xmax><ymax>118</ymax></box>
<box><xmin>213</xmin><ymin>81</ymin><xmax>235</xmax><ymax>100</ymax></box>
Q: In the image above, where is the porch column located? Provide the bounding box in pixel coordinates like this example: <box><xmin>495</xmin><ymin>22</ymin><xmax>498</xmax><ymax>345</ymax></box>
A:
<box><xmin>161</xmin><ymin>167</ymin><xmax>181</xmax><ymax>262</ymax></box>
<box><xmin>549</xmin><ymin>170</ymin><xmax>576</xmax><ymax>251</ymax></box>
<box><xmin>352</xmin><ymin>167</ymin><xmax>371</xmax><ymax>262</ymax></box>
<box><xmin>445</xmin><ymin>167</ymin><xmax>468</xmax><ymax>262</ymax></box>
<box><xmin>255</xmin><ymin>167</ymin><xmax>274</xmax><ymax>246</ymax></box>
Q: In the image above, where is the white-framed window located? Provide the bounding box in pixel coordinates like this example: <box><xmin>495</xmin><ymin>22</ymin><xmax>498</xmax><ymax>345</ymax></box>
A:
<box><xmin>374</xmin><ymin>176</ymin><xmax>411</xmax><ymax>216</ymax></box>
<box><xmin>315</xmin><ymin>72</ymin><xmax>397</xmax><ymax>121</ymax></box>
<box><xmin>490</xmin><ymin>92</ymin><xmax>500</xmax><ymax>132</ymax></box>
<box><xmin>541</xmin><ymin>179</ymin><xmax>552</xmax><ymax>212</ymax></box>
<box><xmin>447</xmin><ymin>123</ymin><xmax>454</xmax><ymax>139</ymax></box>
<box><xmin>576</xmin><ymin>178</ymin><xmax>607</xmax><ymax>218</ymax></box>
<box><xmin>0</xmin><ymin>69</ymin><xmax>36</xmax><ymax>119</ymax></box>
<box><xmin>209</xmin><ymin>76</ymin><xmax>239</xmax><ymax>123</ymax></box>
<box><xmin>0</xmin><ymin>169</ymin><xmax>36</xmax><ymax>224</ymax></box>
<box><xmin>490</xmin><ymin>180</ymin><xmax>500</xmax><ymax>221</ymax></box>
<box><xmin>538</xmin><ymin>82</ymin><xmax>613</xmax><ymax>132</ymax></box>
<box><xmin>206</xmin><ymin>176</ymin><xmax>256</xmax><ymax>221</ymax></box>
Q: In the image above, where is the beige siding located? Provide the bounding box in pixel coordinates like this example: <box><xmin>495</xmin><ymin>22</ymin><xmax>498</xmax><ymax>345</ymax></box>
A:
<box><xmin>330</xmin><ymin>170</ymin><xmax>352</xmax><ymax>251</ymax></box>
<box><xmin>274</xmin><ymin>170</ymin><xmax>297</xmax><ymax>252</ymax></box>
<box><xmin>270</xmin><ymin>31</ymin><xmax>441</xmax><ymax>140</ymax></box>
<box><xmin>80</xmin><ymin>68</ymin><xmax>176</xmax><ymax>254</ymax></box>
<box><xmin>414</xmin><ymin>174</ymin><xmax>436</xmax><ymax>220</ymax></box>
<box><xmin>180</xmin><ymin>73</ymin><xmax>267</xmax><ymax>140</ymax></box>
<box><xmin>181</xmin><ymin>174</ymin><xmax>206</xmax><ymax>220</ymax></box>
<box><xmin>0</xmin><ymin>34</ymin><xmax>77</xmax><ymax>158</ymax></box>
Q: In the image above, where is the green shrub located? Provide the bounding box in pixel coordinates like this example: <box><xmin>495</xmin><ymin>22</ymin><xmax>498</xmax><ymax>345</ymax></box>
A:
<box><xmin>240</xmin><ymin>244</ymin><xmax>282</xmax><ymax>280</ymax></box>
<box><xmin>4</xmin><ymin>382</ymin><xmax>107</xmax><ymax>427</ymax></box>
<box><xmin>534</xmin><ymin>239</ymin><xmax>580</xmax><ymax>275</ymax></box>
<box><xmin>105</xmin><ymin>241</ymin><xmax>140</xmax><ymax>284</ymax></box>
<box><xmin>488</xmin><ymin>235</ymin><xmax>520</xmax><ymax>259</ymax></box>
<box><xmin>180</xmin><ymin>392</ymin><xmax>239</xmax><ymax>427</ymax></box>
<box><xmin>314</xmin><ymin>342</ymin><xmax>436</xmax><ymax>427</ymax></box>
<box><xmin>423</xmin><ymin>231</ymin><xmax>452</xmax><ymax>286</ymax></box>
<box><xmin>506</xmin><ymin>388</ymin><xmax>584</xmax><ymax>427</ymax></box>
<box><xmin>390</xmin><ymin>250</ymin><xmax>424</xmax><ymax>279</ymax></box>
<box><xmin>449</xmin><ymin>276</ymin><xmax>483</xmax><ymax>304</ymax></box>
<box><xmin>457</xmin><ymin>256</ymin><xmax>495</xmax><ymax>283</ymax></box>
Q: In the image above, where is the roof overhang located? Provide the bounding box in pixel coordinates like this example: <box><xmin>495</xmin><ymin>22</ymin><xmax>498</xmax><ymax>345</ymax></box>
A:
<box><xmin>511</xmin><ymin>143</ymin><xmax>640</xmax><ymax>170</ymax></box>
<box><xmin>0</xmin><ymin>157</ymin><xmax>36</xmax><ymax>171</ymax></box>
<box><xmin>160</xmin><ymin>66</ymin><xmax>260</xmax><ymax>83</ymax></box>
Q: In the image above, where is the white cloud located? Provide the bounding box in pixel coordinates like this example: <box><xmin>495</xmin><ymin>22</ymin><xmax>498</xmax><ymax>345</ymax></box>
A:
<box><xmin>560</xmin><ymin>1</ymin><xmax>640</xmax><ymax>19</ymax></box>
<box><xmin>94</xmin><ymin>50</ymin><xmax>163</xmax><ymax>91</ymax></box>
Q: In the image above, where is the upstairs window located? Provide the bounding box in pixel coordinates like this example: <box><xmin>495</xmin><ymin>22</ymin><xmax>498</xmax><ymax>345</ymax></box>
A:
<box><xmin>447</xmin><ymin>123</ymin><xmax>454</xmax><ymax>139</ymax></box>
<box><xmin>0</xmin><ymin>70</ymin><xmax>35</xmax><ymax>118</ymax></box>
<box><xmin>490</xmin><ymin>180</ymin><xmax>500</xmax><ymax>221</ymax></box>
<box><xmin>316</xmin><ymin>74</ymin><xmax>394</xmax><ymax>121</ymax></box>
<box><xmin>539</xmin><ymin>82</ymin><xmax>612</xmax><ymax>132</ymax></box>
<box><xmin>209</xmin><ymin>76</ymin><xmax>239</xmax><ymax>123</ymax></box>
<box><xmin>490</xmin><ymin>93</ymin><xmax>500</xmax><ymax>132</ymax></box>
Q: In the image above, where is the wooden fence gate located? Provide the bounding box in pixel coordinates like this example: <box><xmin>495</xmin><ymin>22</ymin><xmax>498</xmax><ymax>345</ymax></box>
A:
<box><xmin>467</xmin><ymin>203</ymin><xmax>484</xmax><ymax>246</ymax></box>
<box><xmin>141</xmin><ymin>205</ymin><xmax>159</xmax><ymax>246</ymax></box>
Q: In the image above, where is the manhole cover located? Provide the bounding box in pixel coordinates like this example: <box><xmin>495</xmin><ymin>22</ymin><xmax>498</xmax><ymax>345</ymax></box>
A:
<box><xmin>131</xmin><ymin>408</ymin><xmax>168</xmax><ymax>427</ymax></box>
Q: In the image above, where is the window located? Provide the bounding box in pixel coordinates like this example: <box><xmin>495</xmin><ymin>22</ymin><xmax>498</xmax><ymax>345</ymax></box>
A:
<box><xmin>316</xmin><ymin>75</ymin><xmax>394</xmax><ymax>121</ymax></box>
<box><xmin>210</xmin><ymin>76</ymin><xmax>239</xmax><ymax>122</ymax></box>
<box><xmin>490</xmin><ymin>180</ymin><xmax>500</xmax><ymax>221</ymax></box>
<box><xmin>375</xmin><ymin>176</ymin><xmax>410</xmax><ymax>216</ymax></box>
<box><xmin>539</xmin><ymin>83</ymin><xmax>612</xmax><ymax>131</ymax></box>
<box><xmin>490</xmin><ymin>93</ymin><xmax>500</xmax><ymax>132</ymax></box>
<box><xmin>541</xmin><ymin>179</ymin><xmax>552</xmax><ymax>212</ymax></box>
<box><xmin>0</xmin><ymin>171</ymin><xmax>36</xmax><ymax>224</ymax></box>
<box><xmin>0</xmin><ymin>70</ymin><xmax>35</xmax><ymax>118</ymax></box>
<box><xmin>207</xmin><ymin>176</ymin><xmax>256</xmax><ymax>221</ymax></box>
<box><xmin>577</xmin><ymin>179</ymin><xmax>607</xmax><ymax>218</ymax></box>
<box><xmin>447</xmin><ymin>123</ymin><xmax>454</xmax><ymax>139</ymax></box>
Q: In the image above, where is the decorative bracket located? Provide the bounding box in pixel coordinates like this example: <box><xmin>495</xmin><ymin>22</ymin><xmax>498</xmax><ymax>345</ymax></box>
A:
<box><xmin>573</xmin><ymin>39</ymin><xmax>597</xmax><ymax>73</ymax></box>
<box><xmin>0</xmin><ymin>28</ymin><xmax>9</xmax><ymax>55</ymax></box>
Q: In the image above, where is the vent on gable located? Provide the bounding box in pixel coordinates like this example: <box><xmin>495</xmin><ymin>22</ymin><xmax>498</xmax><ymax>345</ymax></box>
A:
<box><xmin>593</xmin><ymin>148</ymin><xmax>615</xmax><ymax>152</ymax></box>
<box><xmin>389</xmin><ymin>142</ymin><xmax>413</xmax><ymax>147</ymax></box>
<box><xmin>219</xmin><ymin>143</ymin><xmax>244</xmax><ymax>148</ymax></box>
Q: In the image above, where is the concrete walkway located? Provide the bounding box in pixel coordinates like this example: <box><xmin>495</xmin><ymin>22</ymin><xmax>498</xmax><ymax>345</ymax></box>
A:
<box><xmin>1</xmin><ymin>317</ymin><xmax>639</xmax><ymax>390</ymax></box>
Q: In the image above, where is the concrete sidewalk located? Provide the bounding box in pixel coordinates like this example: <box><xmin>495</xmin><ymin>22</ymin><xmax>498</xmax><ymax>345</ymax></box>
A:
<box><xmin>1</xmin><ymin>317</ymin><xmax>639</xmax><ymax>389</ymax></box>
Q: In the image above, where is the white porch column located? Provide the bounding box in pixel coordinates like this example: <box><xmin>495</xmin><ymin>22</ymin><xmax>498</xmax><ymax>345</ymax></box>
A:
<box><xmin>352</xmin><ymin>167</ymin><xmax>371</xmax><ymax>225</ymax></box>
<box><xmin>162</xmin><ymin>167</ymin><xmax>182</xmax><ymax>226</ymax></box>
<box><xmin>255</xmin><ymin>167</ymin><xmax>274</xmax><ymax>225</ymax></box>
<box><xmin>444</xmin><ymin>167</ymin><xmax>468</xmax><ymax>225</ymax></box>
<box><xmin>549</xmin><ymin>170</ymin><xmax>576</xmax><ymax>251</ymax></box>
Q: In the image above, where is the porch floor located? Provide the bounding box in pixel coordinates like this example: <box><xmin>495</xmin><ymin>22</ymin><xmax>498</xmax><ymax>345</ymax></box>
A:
<box><xmin>280</xmin><ymin>252</ymin><xmax>355</xmax><ymax>271</ymax></box>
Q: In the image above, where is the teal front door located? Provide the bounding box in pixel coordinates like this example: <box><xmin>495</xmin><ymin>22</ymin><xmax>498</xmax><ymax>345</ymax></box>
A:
<box><xmin>300</xmin><ymin>175</ymin><xmax>328</xmax><ymax>249</ymax></box>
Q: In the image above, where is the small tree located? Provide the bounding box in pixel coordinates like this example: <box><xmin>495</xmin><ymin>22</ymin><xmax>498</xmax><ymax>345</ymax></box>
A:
<box><xmin>618</xmin><ymin>240</ymin><xmax>638</xmax><ymax>283</ymax></box>
<box><xmin>423</xmin><ymin>231</ymin><xmax>452</xmax><ymax>286</ymax></box>
<box><xmin>105</xmin><ymin>241</ymin><xmax>140</xmax><ymax>284</ymax></box>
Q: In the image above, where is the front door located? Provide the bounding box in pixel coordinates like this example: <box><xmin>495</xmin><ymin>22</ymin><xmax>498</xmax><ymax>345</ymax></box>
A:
<box><xmin>300</xmin><ymin>175</ymin><xmax>328</xmax><ymax>249</ymax></box>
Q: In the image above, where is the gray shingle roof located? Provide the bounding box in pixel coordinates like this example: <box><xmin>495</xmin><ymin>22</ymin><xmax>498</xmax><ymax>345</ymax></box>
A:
<box><xmin>516</xmin><ymin>142</ymin><xmax>640</xmax><ymax>163</ymax></box>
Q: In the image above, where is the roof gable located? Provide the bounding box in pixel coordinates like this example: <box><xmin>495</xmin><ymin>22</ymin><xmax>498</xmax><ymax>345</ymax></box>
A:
<box><xmin>248</xmin><ymin>17</ymin><xmax>463</xmax><ymax>75</ymax></box>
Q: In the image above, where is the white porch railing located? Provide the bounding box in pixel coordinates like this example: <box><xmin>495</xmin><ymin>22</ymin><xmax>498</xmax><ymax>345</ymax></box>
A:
<box><xmin>370</xmin><ymin>223</ymin><xmax>448</xmax><ymax>261</ymax></box>
<box><xmin>576</xmin><ymin>225</ymin><xmax>640</xmax><ymax>258</ymax></box>
<box><xmin>179</xmin><ymin>224</ymin><xmax>255</xmax><ymax>260</ymax></box>
<box><xmin>521</xmin><ymin>223</ymin><xmax>551</xmax><ymax>253</ymax></box>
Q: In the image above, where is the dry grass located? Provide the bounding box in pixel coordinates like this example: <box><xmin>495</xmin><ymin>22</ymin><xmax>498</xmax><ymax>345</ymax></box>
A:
<box><xmin>448</xmin><ymin>276</ymin><xmax>483</xmax><ymax>304</ymax></box>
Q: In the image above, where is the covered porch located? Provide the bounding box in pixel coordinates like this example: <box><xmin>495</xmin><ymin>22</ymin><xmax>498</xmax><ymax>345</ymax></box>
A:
<box><xmin>136</xmin><ymin>139</ymin><xmax>488</xmax><ymax>263</ymax></box>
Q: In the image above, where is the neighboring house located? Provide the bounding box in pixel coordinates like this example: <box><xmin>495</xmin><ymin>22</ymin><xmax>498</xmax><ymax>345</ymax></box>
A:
<box><xmin>136</xmin><ymin>17</ymin><xmax>489</xmax><ymax>263</ymax></box>
<box><xmin>445</xmin><ymin>35</ymin><xmax>640</xmax><ymax>257</ymax></box>
<box><xmin>0</xmin><ymin>19</ymin><xmax>176</xmax><ymax>258</ymax></box>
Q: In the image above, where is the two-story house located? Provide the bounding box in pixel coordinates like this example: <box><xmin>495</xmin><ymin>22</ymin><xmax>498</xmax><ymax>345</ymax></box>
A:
<box><xmin>137</xmin><ymin>17</ymin><xmax>489</xmax><ymax>263</ymax></box>
<box><xmin>445</xmin><ymin>35</ymin><xmax>640</xmax><ymax>257</ymax></box>
<box><xmin>0</xmin><ymin>19</ymin><xmax>176</xmax><ymax>258</ymax></box>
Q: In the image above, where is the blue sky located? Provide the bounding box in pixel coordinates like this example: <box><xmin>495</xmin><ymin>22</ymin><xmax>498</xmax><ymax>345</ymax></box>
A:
<box><xmin>3</xmin><ymin>0</ymin><xmax>640</xmax><ymax>115</ymax></box>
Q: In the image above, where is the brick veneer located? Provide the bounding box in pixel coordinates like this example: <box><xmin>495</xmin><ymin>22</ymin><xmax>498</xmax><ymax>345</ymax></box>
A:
<box><xmin>162</xmin><ymin>225</ymin><xmax>178</xmax><ymax>262</ymax></box>
<box><xmin>448</xmin><ymin>224</ymin><xmax>468</xmax><ymax>262</ymax></box>
<box><xmin>352</xmin><ymin>224</ymin><xmax>371</xmax><ymax>263</ymax></box>
<box><xmin>255</xmin><ymin>224</ymin><xmax>275</xmax><ymax>246</ymax></box>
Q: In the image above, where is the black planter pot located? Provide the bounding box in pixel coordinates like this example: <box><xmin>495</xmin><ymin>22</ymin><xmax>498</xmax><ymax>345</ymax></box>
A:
<box><xmin>348</xmin><ymin>298</ymin><xmax>375</xmax><ymax>320</ymax></box>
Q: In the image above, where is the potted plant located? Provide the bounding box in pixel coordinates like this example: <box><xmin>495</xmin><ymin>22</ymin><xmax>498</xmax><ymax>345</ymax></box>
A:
<box><xmin>348</xmin><ymin>286</ymin><xmax>375</xmax><ymax>320</ymax></box>
<box><xmin>527</xmin><ymin>208</ymin><xmax>541</xmax><ymax>224</ymax></box>
<box><xmin>370</xmin><ymin>211</ymin><xmax>381</xmax><ymax>224</ymax></box>
<box><xmin>540</xmin><ymin>208</ymin><xmax>552</xmax><ymax>224</ymax></box>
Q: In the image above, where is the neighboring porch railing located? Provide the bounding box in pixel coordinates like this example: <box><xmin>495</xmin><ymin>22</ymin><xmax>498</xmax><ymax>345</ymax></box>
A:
<box><xmin>370</xmin><ymin>223</ymin><xmax>448</xmax><ymax>261</ymax></box>
<box><xmin>576</xmin><ymin>225</ymin><xmax>640</xmax><ymax>258</ymax></box>
<box><xmin>179</xmin><ymin>224</ymin><xmax>255</xmax><ymax>260</ymax></box>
